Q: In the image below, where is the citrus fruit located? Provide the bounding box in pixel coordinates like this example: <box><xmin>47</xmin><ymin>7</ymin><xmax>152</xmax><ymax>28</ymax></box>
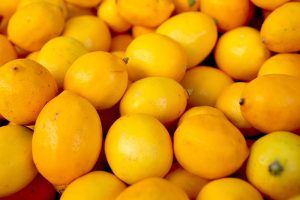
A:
<box><xmin>120</xmin><ymin>77</ymin><xmax>187</xmax><ymax>124</ymax></box>
<box><xmin>110</xmin><ymin>34</ymin><xmax>133</xmax><ymax>52</ymax></box>
<box><xmin>32</xmin><ymin>91</ymin><xmax>102</xmax><ymax>186</ymax></box>
<box><xmin>0</xmin><ymin>125</ymin><xmax>37</xmax><ymax>197</ymax></box>
<box><xmin>64</xmin><ymin>51</ymin><xmax>128</xmax><ymax>110</ymax></box>
<box><xmin>60</xmin><ymin>171</ymin><xmax>126</xmax><ymax>200</ymax></box>
<box><xmin>125</xmin><ymin>33</ymin><xmax>187</xmax><ymax>81</ymax></box>
<box><xmin>174</xmin><ymin>114</ymin><xmax>249</xmax><ymax>179</ymax></box>
<box><xmin>180</xmin><ymin>66</ymin><xmax>233</xmax><ymax>106</ymax></box>
<box><xmin>0</xmin><ymin>34</ymin><xmax>17</xmax><ymax>66</ymax></box>
<box><xmin>0</xmin><ymin>59</ymin><xmax>57</xmax><ymax>124</ymax></box>
<box><xmin>37</xmin><ymin>36</ymin><xmax>88</xmax><ymax>88</ymax></box>
<box><xmin>247</xmin><ymin>131</ymin><xmax>300</xmax><ymax>199</ymax></box>
<box><xmin>157</xmin><ymin>12</ymin><xmax>218</xmax><ymax>68</ymax></box>
<box><xmin>105</xmin><ymin>114</ymin><xmax>173</xmax><ymax>184</ymax></box>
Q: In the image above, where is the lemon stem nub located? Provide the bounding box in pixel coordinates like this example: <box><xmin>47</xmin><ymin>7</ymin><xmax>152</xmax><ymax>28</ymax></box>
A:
<box><xmin>268</xmin><ymin>160</ymin><xmax>283</xmax><ymax>176</ymax></box>
<box><xmin>239</xmin><ymin>98</ymin><xmax>245</xmax><ymax>106</ymax></box>
<box><xmin>122</xmin><ymin>57</ymin><xmax>129</xmax><ymax>64</ymax></box>
<box><xmin>188</xmin><ymin>0</ymin><xmax>196</xmax><ymax>7</ymax></box>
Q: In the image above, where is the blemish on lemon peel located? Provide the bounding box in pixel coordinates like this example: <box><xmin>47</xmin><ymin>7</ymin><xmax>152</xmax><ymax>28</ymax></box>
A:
<box><xmin>269</xmin><ymin>160</ymin><xmax>284</xmax><ymax>176</ymax></box>
<box><xmin>122</xmin><ymin>57</ymin><xmax>129</xmax><ymax>64</ymax></box>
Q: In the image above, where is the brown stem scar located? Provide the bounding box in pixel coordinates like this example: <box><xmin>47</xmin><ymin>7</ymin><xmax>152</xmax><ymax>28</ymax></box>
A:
<box><xmin>239</xmin><ymin>98</ymin><xmax>245</xmax><ymax>106</ymax></box>
<box><xmin>122</xmin><ymin>57</ymin><xmax>129</xmax><ymax>64</ymax></box>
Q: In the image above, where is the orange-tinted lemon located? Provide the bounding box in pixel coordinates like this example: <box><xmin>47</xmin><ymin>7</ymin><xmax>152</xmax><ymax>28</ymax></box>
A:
<box><xmin>110</xmin><ymin>34</ymin><xmax>133</xmax><ymax>52</ymax></box>
<box><xmin>174</xmin><ymin>114</ymin><xmax>249</xmax><ymax>179</ymax></box>
<box><xmin>181</xmin><ymin>66</ymin><xmax>233</xmax><ymax>106</ymax></box>
<box><xmin>0</xmin><ymin>34</ymin><xmax>17</xmax><ymax>66</ymax></box>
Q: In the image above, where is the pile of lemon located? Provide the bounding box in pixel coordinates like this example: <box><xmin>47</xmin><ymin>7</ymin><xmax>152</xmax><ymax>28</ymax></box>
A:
<box><xmin>0</xmin><ymin>0</ymin><xmax>300</xmax><ymax>200</ymax></box>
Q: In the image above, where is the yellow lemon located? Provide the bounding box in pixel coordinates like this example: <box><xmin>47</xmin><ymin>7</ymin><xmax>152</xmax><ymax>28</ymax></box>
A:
<box><xmin>66</xmin><ymin>3</ymin><xmax>93</xmax><ymax>19</ymax></box>
<box><xmin>64</xmin><ymin>51</ymin><xmax>128</xmax><ymax>110</ymax></box>
<box><xmin>7</xmin><ymin>2</ymin><xmax>65</xmax><ymax>52</ymax></box>
<box><xmin>216</xmin><ymin>82</ymin><xmax>252</xmax><ymax>130</ymax></box>
<box><xmin>215</xmin><ymin>26</ymin><xmax>270</xmax><ymax>81</ymax></box>
<box><xmin>181</xmin><ymin>66</ymin><xmax>233</xmax><ymax>106</ymax></box>
<box><xmin>132</xmin><ymin>25</ymin><xmax>156</xmax><ymax>38</ymax></box>
<box><xmin>125</xmin><ymin>33</ymin><xmax>187</xmax><ymax>81</ymax></box>
<box><xmin>65</xmin><ymin>0</ymin><xmax>102</xmax><ymax>8</ymax></box>
<box><xmin>116</xmin><ymin>177</ymin><xmax>189</xmax><ymax>200</ymax></box>
<box><xmin>166</xmin><ymin>164</ymin><xmax>210</xmax><ymax>199</ymax></box>
<box><xmin>240</xmin><ymin>74</ymin><xmax>300</xmax><ymax>133</ymax></box>
<box><xmin>178</xmin><ymin>106</ymin><xmax>226</xmax><ymax>125</ymax></box>
<box><xmin>200</xmin><ymin>0</ymin><xmax>252</xmax><ymax>32</ymax></box>
<box><xmin>197</xmin><ymin>178</ymin><xmax>263</xmax><ymax>200</ymax></box>
<box><xmin>63</xmin><ymin>15</ymin><xmax>111</xmax><ymax>51</ymax></box>
<box><xmin>0</xmin><ymin>125</ymin><xmax>37</xmax><ymax>197</ymax></box>
<box><xmin>110</xmin><ymin>34</ymin><xmax>133</xmax><ymax>52</ymax></box>
<box><xmin>26</xmin><ymin>51</ymin><xmax>40</xmax><ymax>62</ymax></box>
<box><xmin>174</xmin><ymin>114</ymin><xmax>249</xmax><ymax>179</ymax></box>
<box><xmin>157</xmin><ymin>12</ymin><xmax>218</xmax><ymax>68</ymax></box>
<box><xmin>32</xmin><ymin>91</ymin><xmax>102</xmax><ymax>186</ymax></box>
<box><xmin>120</xmin><ymin>77</ymin><xmax>187</xmax><ymax>124</ymax></box>
<box><xmin>17</xmin><ymin>0</ymin><xmax>67</xmax><ymax>18</ymax></box>
<box><xmin>258</xmin><ymin>53</ymin><xmax>300</xmax><ymax>78</ymax></box>
<box><xmin>37</xmin><ymin>36</ymin><xmax>88</xmax><ymax>88</ymax></box>
<box><xmin>251</xmin><ymin>0</ymin><xmax>291</xmax><ymax>10</ymax></box>
<box><xmin>261</xmin><ymin>2</ymin><xmax>300</xmax><ymax>53</ymax></box>
<box><xmin>173</xmin><ymin>0</ymin><xmax>200</xmax><ymax>13</ymax></box>
<box><xmin>117</xmin><ymin>0</ymin><xmax>174</xmax><ymax>27</ymax></box>
<box><xmin>0</xmin><ymin>0</ymin><xmax>20</xmax><ymax>17</ymax></box>
<box><xmin>60</xmin><ymin>171</ymin><xmax>126</xmax><ymax>200</ymax></box>
<box><xmin>105</xmin><ymin>114</ymin><xmax>173</xmax><ymax>184</ymax></box>
<box><xmin>0</xmin><ymin>34</ymin><xmax>17</xmax><ymax>66</ymax></box>
<box><xmin>0</xmin><ymin>59</ymin><xmax>58</xmax><ymax>125</ymax></box>
<box><xmin>247</xmin><ymin>131</ymin><xmax>300</xmax><ymax>199</ymax></box>
<box><xmin>98</xmin><ymin>0</ymin><xmax>131</xmax><ymax>33</ymax></box>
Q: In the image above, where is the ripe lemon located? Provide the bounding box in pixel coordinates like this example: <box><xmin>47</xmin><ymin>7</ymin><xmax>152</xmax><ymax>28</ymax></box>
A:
<box><xmin>65</xmin><ymin>0</ymin><xmax>102</xmax><ymax>8</ymax></box>
<box><xmin>37</xmin><ymin>36</ymin><xmax>88</xmax><ymax>88</ymax></box>
<box><xmin>0</xmin><ymin>0</ymin><xmax>20</xmax><ymax>17</ymax></box>
<box><xmin>181</xmin><ymin>66</ymin><xmax>233</xmax><ymax>106</ymax></box>
<box><xmin>17</xmin><ymin>0</ymin><xmax>67</xmax><ymax>18</ymax></box>
<box><xmin>7</xmin><ymin>2</ymin><xmax>65</xmax><ymax>52</ymax></box>
<box><xmin>63</xmin><ymin>15</ymin><xmax>111</xmax><ymax>51</ymax></box>
<box><xmin>157</xmin><ymin>12</ymin><xmax>217</xmax><ymax>68</ymax></box>
<box><xmin>166</xmin><ymin>164</ymin><xmax>209</xmax><ymax>199</ymax></box>
<box><xmin>240</xmin><ymin>74</ymin><xmax>300</xmax><ymax>133</ymax></box>
<box><xmin>215</xmin><ymin>27</ymin><xmax>270</xmax><ymax>81</ymax></box>
<box><xmin>0</xmin><ymin>125</ymin><xmax>37</xmax><ymax>197</ymax></box>
<box><xmin>105</xmin><ymin>114</ymin><xmax>173</xmax><ymax>184</ymax></box>
<box><xmin>32</xmin><ymin>91</ymin><xmax>102</xmax><ymax>186</ymax></box>
<box><xmin>110</xmin><ymin>34</ymin><xmax>133</xmax><ymax>52</ymax></box>
<box><xmin>178</xmin><ymin>106</ymin><xmax>226</xmax><ymax>125</ymax></box>
<box><xmin>125</xmin><ymin>33</ymin><xmax>187</xmax><ymax>81</ymax></box>
<box><xmin>60</xmin><ymin>171</ymin><xmax>126</xmax><ymax>200</ymax></box>
<box><xmin>200</xmin><ymin>0</ymin><xmax>252</xmax><ymax>32</ymax></box>
<box><xmin>132</xmin><ymin>26</ymin><xmax>156</xmax><ymax>38</ymax></box>
<box><xmin>0</xmin><ymin>34</ymin><xmax>17</xmax><ymax>66</ymax></box>
<box><xmin>64</xmin><ymin>51</ymin><xmax>128</xmax><ymax>110</ymax></box>
<box><xmin>251</xmin><ymin>0</ymin><xmax>291</xmax><ymax>10</ymax></box>
<box><xmin>197</xmin><ymin>178</ymin><xmax>263</xmax><ymax>200</ymax></box>
<box><xmin>216</xmin><ymin>82</ymin><xmax>252</xmax><ymax>130</ymax></box>
<box><xmin>174</xmin><ymin>114</ymin><xmax>249</xmax><ymax>179</ymax></box>
<box><xmin>66</xmin><ymin>3</ymin><xmax>93</xmax><ymax>19</ymax></box>
<box><xmin>258</xmin><ymin>53</ymin><xmax>300</xmax><ymax>78</ymax></box>
<box><xmin>120</xmin><ymin>77</ymin><xmax>187</xmax><ymax>124</ymax></box>
<box><xmin>261</xmin><ymin>2</ymin><xmax>300</xmax><ymax>53</ymax></box>
<box><xmin>117</xmin><ymin>0</ymin><xmax>174</xmax><ymax>27</ymax></box>
<box><xmin>116</xmin><ymin>177</ymin><xmax>189</xmax><ymax>200</ymax></box>
<box><xmin>247</xmin><ymin>131</ymin><xmax>300</xmax><ymax>199</ymax></box>
<box><xmin>98</xmin><ymin>0</ymin><xmax>131</xmax><ymax>33</ymax></box>
<box><xmin>26</xmin><ymin>51</ymin><xmax>40</xmax><ymax>62</ymax></box>
<box><xmin>173</xmin><ymin>0</ymin><xmax>200</xmax><ymax>13</ymax></box>
<box><xmin>0</xmin><ymin>59</ymin><xmax>58</xmax><ymax>124</ymax></box>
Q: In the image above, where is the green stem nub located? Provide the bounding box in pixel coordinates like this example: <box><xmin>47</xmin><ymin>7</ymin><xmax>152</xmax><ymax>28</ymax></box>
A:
<box><xmin>122</xmin><ymin>57</ymin><xmax>129</xmax><ymax>64</ymax></box>
<box><xmin>268</xmin><ymin>160</ymin><xmax>284</xmax><ymax>176</ymax></box>
<box><xmin>239</xmin><ymin>98</ymin><xmax>245</xmax><ymax>106</ymax></box>
<box><xmin>188</xmin><ymin>0</ymin><xmax>196</xmax><ymax>7</ymax></box>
